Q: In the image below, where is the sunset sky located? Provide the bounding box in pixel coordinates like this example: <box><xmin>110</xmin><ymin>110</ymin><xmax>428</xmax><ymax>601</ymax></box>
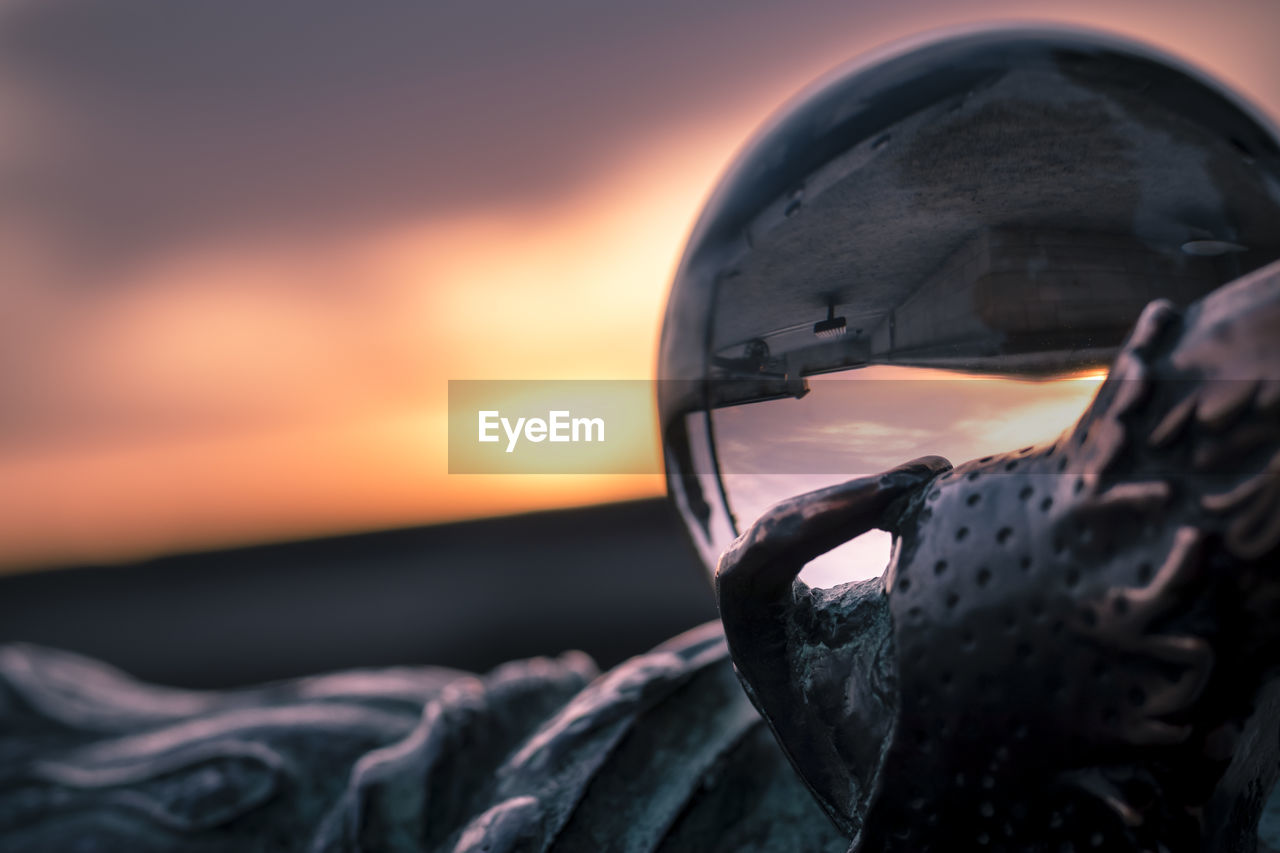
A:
<box><xmin>2</xmin><ymin>0</ymin><xmax>1278</xmax><ymax>571</ymax></box>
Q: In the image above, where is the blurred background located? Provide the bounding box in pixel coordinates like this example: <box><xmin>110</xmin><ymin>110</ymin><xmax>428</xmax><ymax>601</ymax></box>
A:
<box><xmin>1</xmin><ymin>0</ymin><xmax>1278</xmax><ymax>687</ymax></box>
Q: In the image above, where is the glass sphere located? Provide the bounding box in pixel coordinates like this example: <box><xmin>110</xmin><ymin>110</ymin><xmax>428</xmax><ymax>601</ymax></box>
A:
<box><xmin>658</xmin><ymin>26</ymin><xmax>1280</xmax><ymax>584</ymax></box>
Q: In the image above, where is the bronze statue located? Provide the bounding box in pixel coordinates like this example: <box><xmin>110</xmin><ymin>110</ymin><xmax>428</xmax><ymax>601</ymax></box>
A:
<box><xmin>0</xmin><ymin>622</ymin><xmax>843</xmax><ymax>851</ymax></box>
<box><xmin>718</xmin><ymin>261</ymin><xmax>1280</xmax><ymax>851</ymax></box>
<box><xmin>3</xmin><ymin>262</ymin><xmax>1278</xmax><ymax>852</ymax></box>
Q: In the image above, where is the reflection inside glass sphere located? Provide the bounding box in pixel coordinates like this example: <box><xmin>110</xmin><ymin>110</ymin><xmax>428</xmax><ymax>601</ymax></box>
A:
<box><xmin>658</xmin><ymin>28</ymin><xmax>1280</xmax><ymax>584</ymax></box>
<box><xmin>710</xmin><ymin>368</ymin><xmax>1106</xmax><ymax>586</ymax></box>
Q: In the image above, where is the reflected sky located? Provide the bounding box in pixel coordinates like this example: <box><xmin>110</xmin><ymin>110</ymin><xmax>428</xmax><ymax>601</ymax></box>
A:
<box><xmin>713</xmin><ymin>367</ymin><xmax>1104</xmax><ymax>586</ymax></box>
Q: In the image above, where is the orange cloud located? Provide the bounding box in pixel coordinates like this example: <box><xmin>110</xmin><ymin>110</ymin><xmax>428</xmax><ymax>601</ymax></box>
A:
<box><xmin>0</xmin><ymin>122</ymin><xmax>742</xmax><ymax>571</ymax></box>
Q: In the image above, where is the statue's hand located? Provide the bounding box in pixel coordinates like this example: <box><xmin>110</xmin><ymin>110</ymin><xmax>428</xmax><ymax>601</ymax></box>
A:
<box><xmin>716</xmin><ymin>455</ymin><xmax>952</xmax><ymax>606</ymax></box>
<box><xmin>715</xmin><ymin>455</ymin><xmax>951</xmax><ymax>838</ymax></box>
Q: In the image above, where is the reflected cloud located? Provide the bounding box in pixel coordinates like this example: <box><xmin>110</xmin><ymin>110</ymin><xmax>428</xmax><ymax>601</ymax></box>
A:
<box><xmin>712</xmin><ymin>369</ymin><xmax>1105</xmax><ymax>587</ymax></box>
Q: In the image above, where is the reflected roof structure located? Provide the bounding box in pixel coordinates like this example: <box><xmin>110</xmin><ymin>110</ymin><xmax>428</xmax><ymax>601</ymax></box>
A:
<box><xmin>658</xmin><ymin>26</ymin><xmax>1280</xmax><ymax>576</ymax></box>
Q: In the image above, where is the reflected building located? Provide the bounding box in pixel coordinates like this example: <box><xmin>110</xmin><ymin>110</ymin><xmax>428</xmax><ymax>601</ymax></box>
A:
<box><xmin>659</xmin><ymin>28</ymin><xmax>1280</xmax><ymax>583</ymax></box>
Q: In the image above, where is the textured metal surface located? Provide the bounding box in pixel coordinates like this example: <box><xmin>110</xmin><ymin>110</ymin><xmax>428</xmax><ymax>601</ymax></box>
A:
<box><xmin>0</xmin><ymin>624</ymin><xmax>845</xmax><ymax>852</ymax></box>
<box><xmin>717</xmin><ymin>260</ymin><xmax>1280</xmax><ymax>851</ymax></box>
